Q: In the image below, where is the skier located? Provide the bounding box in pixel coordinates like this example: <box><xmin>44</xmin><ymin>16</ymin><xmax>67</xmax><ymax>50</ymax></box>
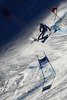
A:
<box><xmin>37</xmin><ymin>23</ymin><xmax>51</xmax><ymax>40</ymax></box>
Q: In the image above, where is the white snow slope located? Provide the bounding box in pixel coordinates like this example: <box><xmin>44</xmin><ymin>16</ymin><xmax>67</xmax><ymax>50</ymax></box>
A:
<box><xmin>0</xmin><ymin>2</ymin><xmax>67</xmax><ymax>100</ymax></box>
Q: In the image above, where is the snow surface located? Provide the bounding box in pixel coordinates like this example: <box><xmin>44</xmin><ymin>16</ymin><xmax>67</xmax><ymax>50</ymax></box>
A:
<box><xmin>0</xmin><ymin>2</ymin><xmax>67</xmax><ymax>100</ymax></box>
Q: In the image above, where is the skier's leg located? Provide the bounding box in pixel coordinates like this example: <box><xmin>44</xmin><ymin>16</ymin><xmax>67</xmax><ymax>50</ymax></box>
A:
<box><xmin>42</xmin><ymin>33</ymin><xmax>44</xmax><ymax>38</ymax></box>
<box><xmin>42</xmin><ymin>30</ymin><xmax>47</xmax><ymax>38</ymax></box>
<box><xmin>38</xmin><ymin>33</ymin><xmax>42</xmax><ymax>40</ymax></box>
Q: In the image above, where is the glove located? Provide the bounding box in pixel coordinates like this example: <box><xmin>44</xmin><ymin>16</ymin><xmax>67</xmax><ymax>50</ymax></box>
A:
<box><xmin>49</xmin><ymin>28</ymin><xmax>51</xmax><ymax>31</ymax></box>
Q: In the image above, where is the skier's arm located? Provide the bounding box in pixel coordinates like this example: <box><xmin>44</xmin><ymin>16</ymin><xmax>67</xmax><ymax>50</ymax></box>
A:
<box><xmin>46</xmin><ymin>26</ymin><xmax>51</xmax><ymax>31</ymax></box>
<box><xmin>39</xmin><ymin>26</ymin><xmax>41</xmax><ymax>32</ymax></box>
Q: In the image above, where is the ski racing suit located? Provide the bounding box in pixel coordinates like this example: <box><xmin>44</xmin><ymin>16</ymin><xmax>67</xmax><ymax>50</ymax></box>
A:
<box><xmin>38</xmin><ymin>25</ymin><xmax>51</xmax><ymax>40</ymax></box>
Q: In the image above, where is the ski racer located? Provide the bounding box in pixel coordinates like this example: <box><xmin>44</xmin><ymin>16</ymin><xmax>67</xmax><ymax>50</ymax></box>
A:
<box><xmin>38</xmin><ymin>23</ymin><xmax>51</xmax><ymax>40</ymax></box>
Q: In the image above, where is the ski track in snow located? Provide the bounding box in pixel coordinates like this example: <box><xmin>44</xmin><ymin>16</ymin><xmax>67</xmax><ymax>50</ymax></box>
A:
<box><xmin>0</xmin><ymin>2</ymin><xmax>67</xmax><ymax>100</ymax></box>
